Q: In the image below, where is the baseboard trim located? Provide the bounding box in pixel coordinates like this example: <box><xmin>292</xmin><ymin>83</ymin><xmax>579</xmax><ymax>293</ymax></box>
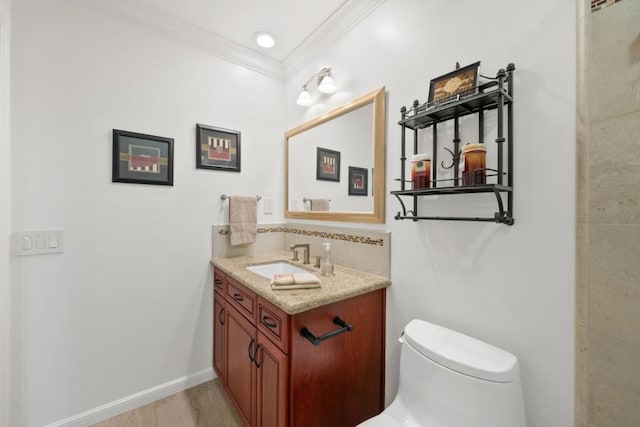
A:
<box><xmin>45</xmin><ymin>367</ymin><xmax>215</xmax><ymax>427</ymax></box>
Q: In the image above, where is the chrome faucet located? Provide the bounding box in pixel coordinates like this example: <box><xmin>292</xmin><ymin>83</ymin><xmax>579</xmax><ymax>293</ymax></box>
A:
<box><xmin>290</xmin><ymin>244</ymin><xmax>310</xmax><ymax>264</ymax></box>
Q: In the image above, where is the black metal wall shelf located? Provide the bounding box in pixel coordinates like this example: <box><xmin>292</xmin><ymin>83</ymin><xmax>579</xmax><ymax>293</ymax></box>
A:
<box><xmin>399</xmin><ymin>86</ymin><xmax>512</xmax><ymax>130</ymax></box>
<box><xmin>392</xmin><ymin>63</ymin><xmax>515</xmax><ymax>225</ymax></box>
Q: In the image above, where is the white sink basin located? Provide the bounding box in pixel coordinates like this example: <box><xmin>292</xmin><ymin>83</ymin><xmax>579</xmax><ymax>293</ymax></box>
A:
<box><xmin>247</xmin><ymin>262</ymin><xmax>310</xmax><ymax>279</ymax></box>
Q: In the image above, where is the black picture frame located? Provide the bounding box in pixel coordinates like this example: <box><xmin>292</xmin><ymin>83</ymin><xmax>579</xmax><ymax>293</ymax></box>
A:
<box><xmin>316</xmin><ymin>147</ymin><xmax>340</xmax><ymax>182</ymax></box>
<box><xmin>112</xmin><ymin>129</ymin><xmax>174</xmax><ymax>186</ymax></box>
<box><xmin>348</xmin><ymin>166</ymin><xmax>368</xmax><ymax>196</ymax></box>
<box><xmin>428</xmin><ymin>61</ymin><xmax>480</xmax><ymax>104</ymax></box>
<box><xmin>196</xmin><ymin>123</ymin><xmax>241</xmax><ymax>172</ymax></box>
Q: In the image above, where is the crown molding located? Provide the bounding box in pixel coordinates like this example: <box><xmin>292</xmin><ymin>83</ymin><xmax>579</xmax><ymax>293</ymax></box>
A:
<box><xmin>69</xmin><ymin>0</ymin><xmax>386</xmax><ymax>81</ymax></box>
<box><xmin>70</xmin><ymin>0</ymin><xmax>284</xmax><ymax>80</ymax></box>
<box><xmin>281</xmin><ymin>0</ymin><xmax>387</xmax><ymax>78</ymax></box>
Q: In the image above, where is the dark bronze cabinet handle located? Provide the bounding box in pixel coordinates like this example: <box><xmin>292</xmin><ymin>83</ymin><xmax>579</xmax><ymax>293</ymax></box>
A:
<box><xmin>214</xmin><ymin>278</ymin><xmax>222</xmax><ymax>285</ymax></box>
<box><xmin>300</xmin><ymin>317</ymin><xmax>354</xmax><ymax>346</ymax></box>
<box><xmin>248</xmin><ymin>338</ymin><xmax>255</xmax><ymax>362</ymax></box>
<box><xmin>218</xmin><ymin>308</ymin><xmax>225</xmax><ymax>325</ymax></box>
<box><xmin>254</xmin><ymin>344</ymin><xmax>262</xmax><ymax>368</ymax></box>
<box><xmin>233</xmin><ymin>293</ymin><xmax>244</xmax><ymax>302</ymax></box>
<box><xmin>261</xmin><ymin>316</ymin><xmax>277</xmax><ymax>329</ymax></box>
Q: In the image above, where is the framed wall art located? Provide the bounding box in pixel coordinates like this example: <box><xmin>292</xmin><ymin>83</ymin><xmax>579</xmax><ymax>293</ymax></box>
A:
<box><xmin>428</xmin><ymin>61</ymin><xmax>480</xmax><ymax>104</ymax></box>
<box><xmin>112</xmin><ymin>129</ymin><xmax>174</xmax><ymax>186</ymax></box>
<box><xmin>196</xmin><ymin>123</ymin><xmax>241</xmax><ymax>172</ymax></box>
<box><xmin>348</xmin><ymin>166</ymin><xmax>368</xmax><ymax>196</ymax></box>
<box><xmin>316</xmin><ymin>147</ymin><xmax>340</xmax><ymax>182</ymax></box>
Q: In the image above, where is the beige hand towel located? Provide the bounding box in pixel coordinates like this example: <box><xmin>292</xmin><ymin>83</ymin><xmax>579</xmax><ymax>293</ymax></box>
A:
<box><xmin>311</xmin><ymin>199</ymin><xmax>330</xmax><ymax>211</ymax></box>
<box><xmin>271</xmin><ymin>273</ymin><xmax>321</xmax><ymax>290</ymax></box>
<box><xmin>291</xmin><ymin>273</ymin><xmax>321</xmax><ymax>284</ymax></box>
<box><xmin>271</xmin><ymin>273</ymin><xmax>320</xmax><ymax>286</ymax></box>
<box><xmin>271</xmin><ymin>274</ymin><xmax>295</xmax><ymax>286</ymax></box>
<box><xmin>229</xmin><ymin>196</ymin><xmax>257</xmax><ymax>246</ymax></box>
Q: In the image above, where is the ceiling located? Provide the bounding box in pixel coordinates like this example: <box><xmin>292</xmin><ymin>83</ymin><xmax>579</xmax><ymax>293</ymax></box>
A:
<box><xmin>147</xmin><ymin>0</ymin><xmax>347</xmax><ymax>63</ymax></box>
<box><xmin>74</xmin><ymin>0</ymin><xmax>386</xmax><ymax>78</ymax></box>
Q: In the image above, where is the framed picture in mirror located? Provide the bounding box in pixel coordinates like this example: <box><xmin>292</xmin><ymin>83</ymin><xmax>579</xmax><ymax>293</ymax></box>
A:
<box><xmin>316</xmin><ymin>147</ymin><xmax>340</xmax><ymax>182</ymax></box>
<box><xmin>348</xmin><ymin>166</ymin><xmax>368</xmax><ymax>196</ymax></box>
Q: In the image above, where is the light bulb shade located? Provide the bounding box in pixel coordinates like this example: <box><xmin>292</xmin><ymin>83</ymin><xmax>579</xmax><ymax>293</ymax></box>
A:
<box><xmin>317</xmin><ymin>75</ymin><xmax>336</xmax><ymax>94</ymax></box>
<box><xmin>296</xmin><ymin>89</ymin><xmax>313</xmax><ymax>107</ymax></box>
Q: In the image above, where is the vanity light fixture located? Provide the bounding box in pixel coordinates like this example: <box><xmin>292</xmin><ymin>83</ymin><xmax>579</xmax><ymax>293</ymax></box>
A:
<box><xmin>296</xmin><ymin>67</ymin><xmax>336</xmax><ymax>107</ymax></box>
<box><xmin>253</xmin><ymin>31</ymin><xmax>275</xmax><ymax>48</ymax></box>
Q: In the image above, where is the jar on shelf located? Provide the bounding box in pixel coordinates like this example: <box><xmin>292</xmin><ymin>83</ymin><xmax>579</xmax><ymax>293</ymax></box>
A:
<box><xmin>461</xmin><ymin>144</ymin><xmax>486</xmax><ymax>185</ymax></box>
<box><xmin>411</xmin><ymin>154</ymin><xmax>431</xmax><ymax>189</ymax></box>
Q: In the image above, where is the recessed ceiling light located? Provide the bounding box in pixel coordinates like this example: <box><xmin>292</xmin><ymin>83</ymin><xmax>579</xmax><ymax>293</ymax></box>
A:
<box><xmin>254</xmin><ymin>32</ymin><xmax>275</xmax><ymax>49</ymax></box>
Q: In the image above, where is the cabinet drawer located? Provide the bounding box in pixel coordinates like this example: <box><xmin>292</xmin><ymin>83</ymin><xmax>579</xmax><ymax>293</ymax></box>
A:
<box><xmin>227</xmin><ymin>277</ymin><xmax>256</xmax><ymax>322</ymax></box>
<box><xmin>213</xmin><ymin>267</ymin><xmax>227</xmax><ymax>293</ymax></box>
<box><xmin>257</xmin><ymin>297</ymin><xmax>290</xmax><ymax>354</ymax></box>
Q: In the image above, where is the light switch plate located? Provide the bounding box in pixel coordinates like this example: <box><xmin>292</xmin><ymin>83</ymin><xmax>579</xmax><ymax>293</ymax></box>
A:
<box><xmin>264</xmin><ymin>198</ymin><xmax>274</xmax><ymax>215</ymax></box>
<box><xmin>13</xmin><ymin>230</ymin><xmax>64</xmax><ymax>256</ymax></box>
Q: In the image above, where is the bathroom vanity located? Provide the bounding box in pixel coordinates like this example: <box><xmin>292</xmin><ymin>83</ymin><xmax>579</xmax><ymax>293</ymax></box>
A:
<box><xmin>211</xmin><ymin>253</ymin><xmax>390</xmax><ymax>427</ymax></box>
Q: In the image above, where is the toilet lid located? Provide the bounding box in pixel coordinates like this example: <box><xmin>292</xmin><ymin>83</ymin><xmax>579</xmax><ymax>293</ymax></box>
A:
<box><xmin>404</xmin><ymin>319</ymin><xmax>519</xmax><ymax>383</ymax></box>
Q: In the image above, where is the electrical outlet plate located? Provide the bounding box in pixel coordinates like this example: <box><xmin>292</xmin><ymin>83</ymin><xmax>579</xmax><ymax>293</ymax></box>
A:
<box><xmin>12</xmin><ymin>230</ymin><xmax>64</xmax><ymax>256</ymax></box>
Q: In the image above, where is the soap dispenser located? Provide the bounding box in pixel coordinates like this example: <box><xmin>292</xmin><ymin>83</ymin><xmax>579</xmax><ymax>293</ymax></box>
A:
<box><xmin>320</xmin><ymin>242</ymin><xmax>334</xmax><ymax>276</ymax></box>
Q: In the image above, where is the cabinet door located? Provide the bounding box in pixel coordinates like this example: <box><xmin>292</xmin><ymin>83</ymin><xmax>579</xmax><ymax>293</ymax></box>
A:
<box><xmin>256</xmin><ymin>332</ymin><xmax>288</xmax><ymax>427</ymax></box>
<box><xmin>213</xmin><ymin>291</ymin><xmax>226</xmax><ymax>383</ymax></box>
<box><xmin>290</xmin><ymin>289</ymin><xmax>385</xmax><ymax>427</ymax></box>
<box><xmin>226</xmin><ymin>304</ymin><xmax>257</xmax><ymax>426</ymax></box>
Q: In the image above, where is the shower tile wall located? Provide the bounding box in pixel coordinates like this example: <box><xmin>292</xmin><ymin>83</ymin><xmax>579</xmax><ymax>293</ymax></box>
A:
<box><xmin>577</xmin><ymin>0</ymin><xmax>640</xmax><ymax>425</ymax></box>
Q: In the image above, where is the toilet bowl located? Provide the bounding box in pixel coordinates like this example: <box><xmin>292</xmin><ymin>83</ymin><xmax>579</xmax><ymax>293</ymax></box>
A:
<box><xmin>358</xmin><ymin>319</ymin><xmax>526</xmax><ymax>427</ymax></box>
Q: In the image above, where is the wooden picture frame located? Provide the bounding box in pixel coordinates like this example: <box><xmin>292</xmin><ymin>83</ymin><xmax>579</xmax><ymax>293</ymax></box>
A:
<box><xmin>428</xmin><ymin>61</ymin><xmax>480</xmax><ymax>104</ymax></box>
<box><xmin>348</xmin><ymin>166</ymin><xmax>368</xmax><ymax>196</ymax></box>
<box><xmin>196</xmin><ymin>123</ymin><xmax>241</xmax><ymax>172</ymax></box>
<box><xmin>112</xmin><ymin>129</ymin><xmax>174</xmax><ymax>186</ymax></box>
<box><xmin>316</xmin><ymin>147</ymin><xmax>340</xmax><ymax>182</ymax></box>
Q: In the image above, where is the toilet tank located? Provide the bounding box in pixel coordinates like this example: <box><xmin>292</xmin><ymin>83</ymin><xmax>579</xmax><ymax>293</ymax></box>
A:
<box><xmin>395</xmin><ymin>320</ymin><xmax>526</xmax><ymax>427</ymax></box>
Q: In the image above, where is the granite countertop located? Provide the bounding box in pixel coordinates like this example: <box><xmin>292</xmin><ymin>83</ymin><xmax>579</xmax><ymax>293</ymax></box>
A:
<box><xmin>211</xmin><ymin>252</ymin><xmax>391</xmax><ymax>315</ymax></box>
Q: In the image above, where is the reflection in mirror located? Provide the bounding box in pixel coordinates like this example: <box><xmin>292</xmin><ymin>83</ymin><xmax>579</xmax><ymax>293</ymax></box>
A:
<box><xmin>289</xmin><ymin>104</ymin><xmax>373</xmax><ymax>212</ymax></box>
<box><xmin>285</xmin><ymin>87</ymin><xmax>385</xmax><ymax>223</ymax></box>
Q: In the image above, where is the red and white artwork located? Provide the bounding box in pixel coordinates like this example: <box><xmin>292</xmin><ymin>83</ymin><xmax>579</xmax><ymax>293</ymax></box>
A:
<box><xmin>322</xmin><ymin>156</ymin><xmax>336</xmax><ymax>174</ymax></box>
<box><xmin>129</xmin><ymin>145</ymin><xmax>160</xmax><ymax>174</ymax></box>
<box><xmin>208</xmin><ymin>136</ymin><xmax>231</xmax><ymax>161</ymax></box>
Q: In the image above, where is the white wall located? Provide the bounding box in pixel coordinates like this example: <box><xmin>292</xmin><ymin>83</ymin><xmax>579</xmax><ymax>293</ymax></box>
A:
<box><xmin>11</xmin><ymin>0</ymin><xmax>284</xmax><ymax>425</ymax></box>
<box><xmin>0</xmin><ymin>0</ymin><xmax>11</xmax><ymax>424</ymax></box>
<box><xmin>285</xmin><ymin>1</ymin><xmax>576</xmax><ymax>426</ymax></box>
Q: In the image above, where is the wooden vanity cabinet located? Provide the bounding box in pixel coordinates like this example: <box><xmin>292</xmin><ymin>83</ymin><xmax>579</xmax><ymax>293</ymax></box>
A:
<box><xmin>213</xmin><ymin>268</ymin><xmax>385</xmax><ymax>427</ymax></box>
<box><xmin>213</xmin><ymin>268</ymin><xmax>227</xmax><ymax>383</ymax></box>
<box><xmin>213</xmin><ymin>291</ymin><xmax>226</xmax><ymax>383</ymax></box>
<box><xmin>256</xmin><ymin>330</ymin><xmax>288</xmax><ymax>427</ymax></box>
<box><xmin>226</xmin><ymin>303</ymin><xmax>258</xmax><ymax>425</ymax></box>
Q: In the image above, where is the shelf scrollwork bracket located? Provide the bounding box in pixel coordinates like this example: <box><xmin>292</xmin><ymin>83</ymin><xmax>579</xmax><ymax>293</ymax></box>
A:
<box><xmin>440</xmin><ymin>146</ymin><xmax>461</xmax><ymax>170</ymax></box>
<box><xmin>492</xmin><ymin>187</ymin><xmax>514</xmax><ymax>225</ymax></box>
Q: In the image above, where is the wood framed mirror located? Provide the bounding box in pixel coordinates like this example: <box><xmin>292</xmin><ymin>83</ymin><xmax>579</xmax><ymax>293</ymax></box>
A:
<box><xmin>285</xmin><ymin>87</ymin><xmax>385</xmax><ymax>223</ymax></box>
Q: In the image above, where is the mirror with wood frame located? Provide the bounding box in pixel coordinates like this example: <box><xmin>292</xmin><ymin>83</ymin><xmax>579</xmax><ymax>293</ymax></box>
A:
<box><xmin>285</xmin><ymin>87</ymin><xmax>385</xmax><ymax>223</ymax></box>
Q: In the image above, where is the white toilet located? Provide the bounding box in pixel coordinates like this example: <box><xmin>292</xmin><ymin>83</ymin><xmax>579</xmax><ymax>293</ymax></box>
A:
<box><xmin>358</xmin><ymin>319</ymin><xmax>526</xmax><ymax>427</ymax></box>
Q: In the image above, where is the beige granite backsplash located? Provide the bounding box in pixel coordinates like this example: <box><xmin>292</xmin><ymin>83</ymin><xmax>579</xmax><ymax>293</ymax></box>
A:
<box><xmin>212</xmin><ymin>223</ymin><xmax>284</xmax><ymax>259</ymax></box>
<box><xmin>212</xmin><ymin>223</ymin><xmax>390</xmax><ymax>278</ymax></box>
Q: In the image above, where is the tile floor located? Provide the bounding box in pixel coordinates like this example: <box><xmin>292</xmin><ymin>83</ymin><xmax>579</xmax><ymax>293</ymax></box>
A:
<box><xmin>92</xmin><ymin>379</ymin><xmax>243</xmax><ymax>427</ymax></box>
